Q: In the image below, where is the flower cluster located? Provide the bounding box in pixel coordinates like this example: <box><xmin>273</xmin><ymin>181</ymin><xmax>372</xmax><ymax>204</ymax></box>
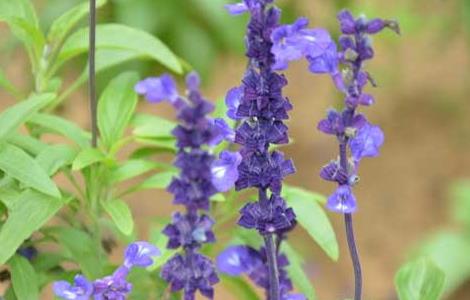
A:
<box><xmin>53</xmin><ymin>241</ymin><xmax>160</xmax><ymax>300</ymax></box>
<box><xmin>136</xmin><ymin>72</ymin><xmax>234</xmax><ymax>299</ymax></box>
<box><xmin>217</xmin><ymin>245</ymin><xmax>305</xmax><ymax>300</ymax></box>
<box><xmin>224</xmin><ymin>0</ymin><xmax>296</xmax><ymax>239</ymax></box>
<box><xmin>271</xmin><ymin>10</ymin><xmax>399</xmax><ymax>213</ymax></box>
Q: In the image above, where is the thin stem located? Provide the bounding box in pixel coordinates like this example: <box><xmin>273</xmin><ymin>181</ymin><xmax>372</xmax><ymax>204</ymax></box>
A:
<box><xmin>259</xmin><ymin>189</ymin><xmax>280</xmax><ymax>300</ymax></box>
<box><xmin>339</xmin><ymin>138</ymin><xmax>362</xmax><ymax>300</ymax></box>
<box><xmin>344</xmin><ymin>213</ymin><xmax>362</xmax><ymax>300</ymax></box>
<box><xmin>89</xmin><ymin>0</ymin><xmax>98</xmax><ymax>148</ymax></box>
<box><xmin>263</xmin><ymin>234</ymin><xmax>280</xmax><ymax>300</ymax></box>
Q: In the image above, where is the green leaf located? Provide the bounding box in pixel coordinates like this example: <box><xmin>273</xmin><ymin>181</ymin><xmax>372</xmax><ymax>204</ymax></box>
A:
<box><xmin>395</xmin><ymin>257</ymin><xmax>446</xmax><ymax>300</ymax></box>
<box><xmin>0</xmin><ymin>0</ymin><xmax>38</xmax><ymax>26</ymax></box>
<box><xmin>54</xmin><ymin>24</ymin><xmax>182</xmax><ymax>74</ymax></box>
<box><xmin>7</xmin><ymin>134</ymin><xmax>47</xmax><ymax>156</ymax></box>
<box><xmin>282</xmin><ymin>185</ymin><xmax>338</xmax><ymax>260</ymax></box>
<box><xmin>132</xmin><ymin>114</ymin><xmax>176</xmax><ymax>139</ymax></box>
<box><xmin>0</xmin><ymin>93</ymin><xmax>55</xmax><ymax>142</ymax></box>
<box><xmin>138</xmin><ymin>171</ymin><xmax>177</xmax><ymax>190</ymax></box>
<box><xmin>98</xmin><ymin>72</ymin><xmax>139</xmax><ymax>149</ymax></box>
<box><xmin>450</xmin><ymin>180</ymin><xmax>470</xmax><ymax>228</ymax></box>
<box><xmin>28</xmin><ymin>113</ymin><xmax>90</xmax><ymax>148</ymax></box>
<box><xmin>0</xmin><ymin>0</ymin><xmax>42</xmax><ymax>69</ymax></box>
<box><xmin>220</xmin><ymin>275</ymin><xmax>261</xmax><ymax>300</ymax></box>
<box><xmin>9</xmin><ymin>255</ymin><xmax>39</xmax><ymax>300</ymax></box>
<box><xmin>149</xmin><ymin>221</ymin><xmax>177</xmax><ymax>270</ymax></box>
<box><xmin>415</xmin><ymin>231</ymin><xmax>470</xmax><ymax>294</ymax></box>
<box><xmin>0</xmin><ymin>68</ymin><xmax>20</xmax><ymax>98</ymax></box>
<box><xmin>36</xmin><ymin>144</ymin><xmax>78</xmax><ymax>176</ymax></box>
<box><xmin>48</xmin><ymin>0</ymin><xmax>107</xmax><ymax>45</ymax></box>
<box><xmin>0</xmin><ymin>189</ymin><xmax>64</xmax><ymax>264</ymax></box>
<box><xmin>102</xmin><ymin>199</ymin><xmax>134</xmax><ymax>236</ymax></box>
<box><xmin>0</xmin><ymin>144</ymin><xmax>61</xmax><ymax>198</ymax></box>
<box><xmin>109</xmin><ymin>159</ymin><xmax>171</xmax><ymax>183</ymax></box>
<box><xmin>48</xmin><ymin>227</ymin><xmax>105</xmax><ymax>279</ymax></box>
<box><xmin>281</xmin><ymin>243</ymin><xmax>317</xmax><ymax>300</ymax></box>
<box><xmin>72</xmin><ymin>147</ymin><xmax>105</xmax><ymax>170</ymax></box>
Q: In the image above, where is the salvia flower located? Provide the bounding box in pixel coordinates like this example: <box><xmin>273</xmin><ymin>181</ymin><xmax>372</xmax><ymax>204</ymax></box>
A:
<box><xmin>137</xmin><ymin>72</ymin><xmax>228</xmax><ymax>299</ymax></box>
<box><xmin>53</xmin><ymin>241</ymin><xmax>159</xmax><ymax>300</ymax></box>
<box><xmin>225</xmin><ymin>0</ymin><xmax>298</xmax><ymax>298</ymax></box>
<box><xmin>272</xmin><ymin>9</ymin><xmax>398</xmax><ymax>213</ymax></box>
<box><xmin>217</xmin><ymin>245</ymin><xmax>306</xmax><ymax>300</ymax></box>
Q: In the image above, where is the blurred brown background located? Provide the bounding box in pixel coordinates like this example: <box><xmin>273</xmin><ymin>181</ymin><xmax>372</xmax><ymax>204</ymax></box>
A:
<box><xmin>1</xmin><ymin>0</ymin><xmax>470</xmax><ymax>299</ymax></box>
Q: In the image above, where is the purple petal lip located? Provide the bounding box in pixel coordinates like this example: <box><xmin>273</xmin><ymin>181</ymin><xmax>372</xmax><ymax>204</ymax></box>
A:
<box><xmin>135</xmin><ymin>74</ymin><xmax>178</xmax><ymax>103</ymax></box>
<box><xmin>211</xmin><ymin>151</ymin><xmax>242</xmax><ymax>192</ymax></box>
<box><xmin>225</xmin><ymin>2</ymin><xmax>249</xmax><ymax>15</ymax></box>
<box><xmin>326</xmin><ymin>185</ymin><xmax>357</xmax><ymax>213</ymax></box>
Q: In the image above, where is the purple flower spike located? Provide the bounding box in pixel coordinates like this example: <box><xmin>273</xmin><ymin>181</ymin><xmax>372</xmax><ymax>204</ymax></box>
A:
<box><xmin>186</xmin><ymin>71</ymin><xmax>201</xmax><ymax>91</ymax></box>
<box><xmin>225</xmin><ymin>2</ymin><xmax>249</xmax><ymax>15</ymax></box>
<box><xmin>326</xmin><ymin>185</ymin><xmax>357</xmax><ymax>213</ymax></box>
<box><xmin>211</xmin><ymin>151</ymin><xmax>242</xmax><ymax>192</ymax></box>
<box><xmin>350</xmin><ymin>123</ymin><xmax>384</xmax><ymax>161</ymax></box>
<box><xmin>123</xmin><ymin>241</ymin><xmax>160</xmax><ymax>268</ymax></box>
<box><xmin>216</xmin><ymin>245</ymin><xmax>262</xmax><ymax>276</ymax></box>
<box><xmin>161</xmin><ymin>253</ymin><xmax>219</xmax><ymax>299</ymax></box>
<box><xmin>53</xmin><ymin>275</ymin><xmax>93</xmax><ymax>300</ymax></box>
<box><xmin>135</xmin><ymin>74</ymin><xmax>178</xmax><ymax>103</ymax></box>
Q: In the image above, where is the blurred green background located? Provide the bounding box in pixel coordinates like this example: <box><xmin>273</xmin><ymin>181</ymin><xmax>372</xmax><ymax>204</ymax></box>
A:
<box><xmin>1</xmin><ymin>0</ymin><xmax>470</xmax><ymax>299</ymax></box>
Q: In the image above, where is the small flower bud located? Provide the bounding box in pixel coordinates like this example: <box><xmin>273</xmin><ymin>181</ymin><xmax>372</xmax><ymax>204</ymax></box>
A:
<box><xmin>344</xmin><ymin>48</ymin><xmax>359</xmax><ymax>61</ymax></box>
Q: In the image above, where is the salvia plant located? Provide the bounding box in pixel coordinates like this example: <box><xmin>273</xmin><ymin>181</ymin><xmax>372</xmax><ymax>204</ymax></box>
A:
<box><xmin>0</xmin><ymin>0</ymin><xmax>453</xmax><ymax>299</ymax></box>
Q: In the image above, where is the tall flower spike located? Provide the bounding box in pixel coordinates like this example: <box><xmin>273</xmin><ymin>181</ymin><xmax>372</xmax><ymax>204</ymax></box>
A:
<box><xmin>137</xmin><ymin>72</ymin><xmax>229</xmax><ymax>299</ymax></box>
<box><xmin>53</xmin><ymin>241</ymin><xmax>159</xmax><ymax>299</ymax></box>
<box><xmin>225</xmin><ymin>1</ymin><xmax>299</xmax><ymax>299</ymax></box>
<box><xmin>272</xmin><ymin>9</ymin><xmax>399</xmax><ymax>300</ymax></box>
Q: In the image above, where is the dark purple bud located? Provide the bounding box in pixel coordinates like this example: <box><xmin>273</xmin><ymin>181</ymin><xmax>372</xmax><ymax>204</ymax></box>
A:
<box><xmin>366</xmin><ymin>18</ymin><xmax>386</xmax><ymax>34</ymax></box>
<box><xmin>337</xmin><ymin>10</ymin><xmax>356</xmax><ymax>34</ymax></box>
<box><xmin>320</xmin><ymin>160</ymin><xmax>349</xmax><ymax>184</ymax></box>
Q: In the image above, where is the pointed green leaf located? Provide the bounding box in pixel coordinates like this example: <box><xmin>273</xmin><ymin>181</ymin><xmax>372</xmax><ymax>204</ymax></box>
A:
<box><xmin>98</xmin><ymin>72</ymin><xmax>139</xmax><ymax>149</ymax></box>
<box><xmin>281</xmin><ymin>243</ymin><xmax>317</xmax><ymax>300</ymax></box>
<box><xmin>0</xmin><ymin>68</ymin><xmax>20</xmax><ymax>98</ymax></box>
<box><xmin>7</xmin><ymin>134</ymin><xmax>47</xmax><ymax>156</ymax></box>
<box><xmin>0</xmin><ymin>93</ymin><xmax>55</xmax><ymax>142</ymax></box>
<box><xmin>72</xmin><ymin>147</ymin><xmax>105</xmax><ymax>170</ymax></box>
<box><xmin>48</xmin><ymin>0</ymin><xmax>107</xmax><ymax>45</ymax></box>
<box><xmin>28</xmin><ymin>113</ymin><xmax>90</xmax><ymax>148</ymax></box>
<box><xmin>102</xmin><ymin>199</ymin><xmax>134</xmax><ymax>236</ymax></box>
<box><xmin>138</xmin><ymin>171</ymin><xmax>177</xmax><ymax>190</ymax></box>
<box><xmin>109</xmin><ymin>159</ymin><xmax>171</xmax><ymax>183</ymax></box>
<box><xmin>54</xmin><ymin>24</ymin><xmax>182</xmax><ymax>74</ymax></box>
<box><xmin>220</xmin><ymin>275</ymin><xmax>261</xmax><ymax>300</ymax></box>
<box><xmin>0</xmin><ymin>189</ymin><xmax>64</xmax><ymax>264</ymax></box>
<box><xmin>48</xmin><ymin>227</ymin><xmax>105</xmax><ymax>279</ymax></box>
<box><xmin>416</xmin><ymin>231</ymin><xmax>470</xmax><ymax>294</ymax></box>
<box><xmin>132</xmin><ymin>114</ymin><xmax>177</xmax><ymax>139</ymax></box>
<box><xmin>282</xmin><ymin>185</ymin><xmax>338</xmax><ymax>260</ymax></box>
<box><xmin>395</xmin><ymin>258</ymin><xmax>446</xmax><ymax>300</ymax></box>
<box><xmin>9</xmin><ymin>255</ymin><xmax>39</xmax><ymax>300</ymax></box>
<box><xmin>0</xmin><ymin>144</ymin><xmax>60</xmax><ymax>198</ymax></box>
<box><xmin>36</xmin><ymin>144</ymin><xmax>78</xmax><ymax>176</ymax></box>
